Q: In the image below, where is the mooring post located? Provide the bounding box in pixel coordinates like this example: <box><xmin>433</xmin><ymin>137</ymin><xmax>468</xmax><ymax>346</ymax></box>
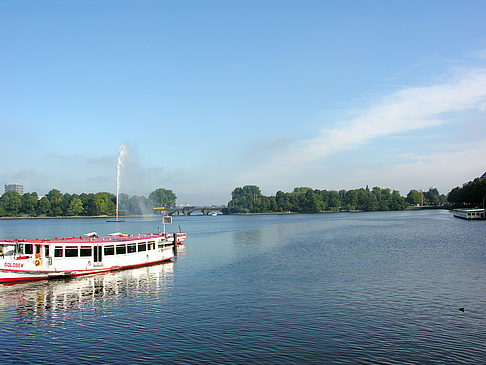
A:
<box><xmin>173</xmin><ymin>233</ymin><xmax>178</xmax><ymax>256</ymax></box>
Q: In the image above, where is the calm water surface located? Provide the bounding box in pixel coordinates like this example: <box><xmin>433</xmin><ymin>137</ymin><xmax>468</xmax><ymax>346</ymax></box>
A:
<box><xmin>0</xmin><ymin>210</ymin><xmax>485</xmax><ymax>364</ymax></box>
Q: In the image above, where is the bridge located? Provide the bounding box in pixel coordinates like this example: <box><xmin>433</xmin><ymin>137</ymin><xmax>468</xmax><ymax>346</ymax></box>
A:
<box><xmin>154</xmin><ymin>207</ymin><xmax>226</xmax><ymax>216</ymax></box>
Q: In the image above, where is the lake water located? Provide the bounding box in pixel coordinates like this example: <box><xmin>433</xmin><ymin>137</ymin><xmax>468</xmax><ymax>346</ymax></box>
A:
<box><xmin>0</xmin><ymin>210</ymin><xmax>485</xmax><ymax>364</ymax></box>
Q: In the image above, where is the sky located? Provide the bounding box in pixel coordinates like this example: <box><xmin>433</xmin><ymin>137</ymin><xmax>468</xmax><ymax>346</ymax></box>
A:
<box><xmin>1</xmin><ymin>1</ymin><xmax>486</xmax><ymax>205</ymax></box>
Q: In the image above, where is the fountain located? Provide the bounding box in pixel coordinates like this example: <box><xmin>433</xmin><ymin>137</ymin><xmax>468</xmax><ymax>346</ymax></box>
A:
<box><xmin>116</xmin><ymin>144</ymin><xmax>129</xmax><ymax>220</ymax></box>
<box><xmin>108</xmin><ymin>144</ymin><xmax>129</xmax><ymax>222</ymax></box>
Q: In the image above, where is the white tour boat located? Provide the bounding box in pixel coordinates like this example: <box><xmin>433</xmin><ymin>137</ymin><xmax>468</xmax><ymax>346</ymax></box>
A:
<box><xmin>452</xmin><ymin>208</ymin><xmax>485</xmax><ymax>220</ymax></box>
<box><xmin>0</xmin><ymin>231</ymin><xmax>187</xmax><ymax>284</ymax></box>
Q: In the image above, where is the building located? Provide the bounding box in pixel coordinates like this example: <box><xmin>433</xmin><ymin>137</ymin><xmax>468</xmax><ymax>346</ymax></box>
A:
<box><xmin>5</xmin><ymin>184</ymin><xmax>24</xmax><ymax>195</ymax></box>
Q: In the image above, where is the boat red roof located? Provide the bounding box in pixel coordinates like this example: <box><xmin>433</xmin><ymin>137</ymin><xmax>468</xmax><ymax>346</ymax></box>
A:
<box><xmin>1</xmin><ymin>234</ymin><xmax>165</xmax><ymax>244</ymax></box>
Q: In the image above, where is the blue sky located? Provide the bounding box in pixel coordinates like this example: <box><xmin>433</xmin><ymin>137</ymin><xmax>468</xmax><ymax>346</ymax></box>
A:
<box><xmin>1</xmin><ymin>1</ymin><xmax>486</xmax><ymax>205</ymax></box>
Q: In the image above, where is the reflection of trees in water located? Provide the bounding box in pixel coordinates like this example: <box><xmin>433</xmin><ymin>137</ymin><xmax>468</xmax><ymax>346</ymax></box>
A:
<box><xmin>1</xmin><ymin>262</ymin><xmax>174</xmax><ymax>321</ymax></box>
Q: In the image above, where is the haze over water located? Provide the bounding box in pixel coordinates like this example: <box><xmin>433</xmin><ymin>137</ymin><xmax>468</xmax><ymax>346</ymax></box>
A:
<box><xmin>1</xmin><ymin>210</ymin><xmax>485</xmax><ymax>364</ymax></box>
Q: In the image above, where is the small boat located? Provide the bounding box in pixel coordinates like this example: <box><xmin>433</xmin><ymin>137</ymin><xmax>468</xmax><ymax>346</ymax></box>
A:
<box><xmin>0</xmin><ymin>231</ymin><xmax>187</xmax><ymax>284</ymax></box>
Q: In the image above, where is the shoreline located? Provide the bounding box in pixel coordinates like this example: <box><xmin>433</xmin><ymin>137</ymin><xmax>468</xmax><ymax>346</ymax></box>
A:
<box><xmin>0</xmin><ymin>206</ymin><xmax>451</xmax><ymax>220</ymax></box>
<box><xmin>0</xmin><ymin>215</ymin><xmax>154</xmax><ymax>220</ymax></box>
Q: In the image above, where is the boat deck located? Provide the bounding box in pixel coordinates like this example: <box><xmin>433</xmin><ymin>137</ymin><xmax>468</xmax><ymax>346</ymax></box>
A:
<box><xmin>2</xmin><ymin>234</ymin><xmax>164</xmax><ymax>245</ymax></box>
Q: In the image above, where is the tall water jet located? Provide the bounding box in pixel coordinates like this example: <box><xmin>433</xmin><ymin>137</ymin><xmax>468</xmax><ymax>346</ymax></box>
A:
<box><xmin>116</xmin><ymin>144</ymin><xmax>129</xmax><ymax>221</ymax></box>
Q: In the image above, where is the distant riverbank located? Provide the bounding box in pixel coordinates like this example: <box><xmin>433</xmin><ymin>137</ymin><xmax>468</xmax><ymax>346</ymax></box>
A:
<box><xmin>0</xmin><ymin>215</ymin><xmax>149</xmax><ymax>220</ymax></box>
<box><xmin>0</xmin><ymin>205</ymin><xmax>451</xmax><ymax>219</ymax></box>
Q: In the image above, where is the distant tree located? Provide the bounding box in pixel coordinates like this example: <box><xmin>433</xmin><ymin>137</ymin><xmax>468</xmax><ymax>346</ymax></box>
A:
<box><xmin>303</xmin><ymin>189</ymin><xmax>320</xmax><ymax>213</ymax></box>
<box><xmin>268</xmin><ymin>196</ymin><xmax>278</xmax><ymax>212</ymax></box>
<box><xmin>148</xmin><ymin>188</ymin><xmax>177</xmax><ymax>209</ymax></box>
<box><xmin>66</xmin><ymin>195</ymin><xmax>84</xmax><ymax>216</ymax></box>
<box><xmin>129</xmin><ymin>195</ymin><xmax>151</xmax><ymax>215</ymax></box>
<box><xmin>93</xmin><ymin>192</ymin><xmax>116</xmax><ymax>216</ymax></box>
<box><xmin>424</xmin><ymin>187</ymin><xmax>441</xmax><ymax>205</ymax></box>
<box><xmin>37</xmin><ymin>196</ymin><xmax>51</xmax><ymax>216</ymax></box>
<box><xmin>46</xmin><ymin>189</ymin><xmax>63</xmax><ymax>216</ymax></box>
<box><xmin>293</xmin><ymin>187</ymin><xmax>311</xmax><ymax>194</ymax></box>
<box><xmin>391</xmin><ymin>190</ymin><xmax>408</xmax><ymax>210</ymax></box>
<box><xmin>21</xmin><ymin>193</ymin><xmax>38</xmax><ymax>216</ymax></box>
<box><xmin>61</xmin><ymin>193</ymin><xmax>72</xmax><ymax>215</ymax></box>
<box><xmin>327</xmin><ymin>191</ymin><xmax>342</xmax><ymax>210</ymax></box>
<box><xmin>345</xmin><ymin>190</ymin><xmax>358</xmax><ymax>211</ymax></box>
<box><xmin>228</xmin><ymin>185</ymin><xmax>262</xmax><ymax>213</ymax></box>
<box><xmin>80</xmin><ymin>193</ymin><xmax>95</xmax><ymax>216</ymax></box>
<box><xmin>0</xmin><ymin>191</ymin><xmax>22</xmax><ymax>216</ymax></box>
<box><xmin>366</xmin><ymin>194</ymin><xmax>379</xmax><ymax>211</ymax></box>
<box><xmin>447</xmin><ymin>178</ymin><xmax>486</xmax><ymax>207</ymax></box>
<box><xmin>276</xmin><ymin>191</ymin><xmax>290</xmax><ymax>212</ymax></box>
<box><xmin>357</xmin><ymin>188</ymin><xmax>369</xmax><ymax>209</ymax></box>
<box><xmin>117</xmin><ymin>193</ymin><xmax>130</xmax><ymax>216</ymax></box>
<box><xmin>406</xmin><ymin>190</ymin><xmax>423</xmax><ymax>205</ymax></box>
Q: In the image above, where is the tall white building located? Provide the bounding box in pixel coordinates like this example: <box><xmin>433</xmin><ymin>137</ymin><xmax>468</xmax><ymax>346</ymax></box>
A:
<box><xmin>5</xmin><ymin>184</ymin><xmax>23</xmax><ymax>195</ymax></box>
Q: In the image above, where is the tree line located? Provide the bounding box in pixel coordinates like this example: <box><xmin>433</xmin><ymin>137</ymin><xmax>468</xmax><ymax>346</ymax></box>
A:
<box><xmin>0</xmin><ymin>188</ymin><xmax>176</xmax><ymax>217</ymax></box>
<box><xmin>405</xmin><ymin>187</ymin><xmax>447</xmax><ymax>206</ymax></box>
<box><xmin>447</xmin><ymin>177</ymin><xmax>486</xmax><ymax>208</ymax></box>
<box><xmin>226</xmin><ymin>185</ymin><xmax>449</xmax><ymax>214</ymax></box>
<box><xmin>227</xmin><ymin>185</ymin><xmax>404</xmax><ymax>214</ymax></box>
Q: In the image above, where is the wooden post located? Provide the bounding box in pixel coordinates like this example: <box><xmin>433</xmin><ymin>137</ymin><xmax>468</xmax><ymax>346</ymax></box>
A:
<box><xmin>173</xmin><ymin>233</ymin><xmax>178</xmax><ymax>256</ymax></box>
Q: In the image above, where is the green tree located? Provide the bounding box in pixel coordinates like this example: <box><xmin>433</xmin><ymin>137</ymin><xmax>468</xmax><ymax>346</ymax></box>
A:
<box><xmin>228</xmin><ymin>185</ymin><xmax>262</xmax><ymax>213</ymax></box>
<box><xmin>303</xmin><ymin>189</ymin><xmax>321</xmax><ymax>213</ymax></box>
<box><xmin>21</xmin><ymin>193</ymin><xmax>38</xmax><ymax>216</ymax></box>
<box><xmin>93</xmin><ymin>192</ymin><xmax>116</xmax><ymax>216</ymax></box>
<box><xmin>447</xmin><ymin>178</ymin><xmax>486</xmax><ymax>207</ymax></box>
<box><xmin>391</xmin><ymin>190</ymin><xmax>408</xmax><ymax>210</ymax></box>
<box><xmin>148</xmin><ymin>188</ymin><xmax>177</xmax><ymax>209</ymax></box>
<box><xmin>80</xmin><ymin>193</ymin><xmax>95</xmax><ymax>216</ymax></box>
<box><xmin>129</xmin><ymin>195</ymin><xmax>151</xmax><ymax>215</ymax></box>
<box><xmin>61</xmin><ymin>193</ymin><xmax>72</xmax><ymax>215</ymax></box>
<box><xmin>46</xmin><ymin>189</ymin><xmax>63</xmax><ymax>216</ymax></box>
<box><xmin>37</xmin><ymin>196</ymin><xmax>51</xmax><ymax>216</ymax></box>
<box><xmin>276</xmin><ymin>191</ymin><xmax>290</xmax><ymax>212</ymax></box>
<box><xmin>0</xmin><ymin>191</ymin><xmax>22</xmax><ymax>216</ymax></box>
<box><xmin>424</xmin><ymin>187</ymin><xmax>441</xmax><ymax>205</ymax></box>
<box><xmin>66</xmin><ymin>195</ymin><xmax>84</xmax><ymax>216</ymax></box>
<box><xmin>345</xmin><ymin>190</ymin><xmax>358</xmax><ymax>210</ymax></box>
<box><xmin>327</xmin><ymin>191</ymin><xmax>342</xmax><ymax>210</ymax></box>
<box><xmin>406</xmin><ymin>190</ymin><xmax>423</xmax><ymax>205</ymax></box>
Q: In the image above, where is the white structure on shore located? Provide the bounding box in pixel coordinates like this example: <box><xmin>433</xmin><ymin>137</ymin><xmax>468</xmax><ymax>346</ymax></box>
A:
<box><xmin>5</xmin><ymin>184</ymin><xmax>23</xmax><ymax>195</ymax></box>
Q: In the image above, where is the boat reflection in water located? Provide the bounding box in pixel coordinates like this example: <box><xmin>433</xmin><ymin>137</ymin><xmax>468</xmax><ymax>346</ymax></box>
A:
<box><xmin>0</xmin><ymin>260</ymin><xmax>175</xmax><ymax>319</ymax></box>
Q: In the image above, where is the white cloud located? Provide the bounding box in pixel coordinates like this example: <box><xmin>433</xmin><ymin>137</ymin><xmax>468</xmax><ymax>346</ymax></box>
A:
<box><xmin>240</xmin><ymin>67</ymin><xmax>486</xmax><ymax>187</ymax></box>
<box><xmin>352</xmin><ymin>140</ymin><xmax>486</xmax><ymax>194</ymax></box>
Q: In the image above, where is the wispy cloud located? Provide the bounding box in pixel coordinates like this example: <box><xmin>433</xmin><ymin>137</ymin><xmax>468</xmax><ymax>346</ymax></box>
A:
<box><xmin>248</xmin><ymin>137</ymin><xmax>293</xmax><ymax>157</ymax></box>
<box><xmin>352</xmin><ymin>140</ymin><xmax>486</xmax><ymax>193</ymax></box>
<box><xmin>240</xmin><ymin>67</ymin><xmax>486</xmax><ymax>186</ymax></box>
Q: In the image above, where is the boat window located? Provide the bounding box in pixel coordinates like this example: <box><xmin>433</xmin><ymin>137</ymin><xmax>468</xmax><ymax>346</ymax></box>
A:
<box><xmin>54</xmin><ymin>246</ymin><xmax>63</xmax><ymax>257</ymax></box>
<box><xmin>127</xmin><ymin>243</ymin><xmax>136</xmax><ymax>253</ymax></box>
<box><xmin>65</xmin><ymin>246</ymin><xmax>79</xmax><ymax>257</ymax></box>
<box><xmin>25</xmin><ymin>244</ymin><xmax>33</xmax><ymax>255</ymax></box>
<box><xmin>138</xmin><ymin>242</ymin><xmax>147</xmax><ymax>252</ymax></box>
<box><xmin>45</xmin><ymin>245</ymin><xmax>50</xmax><ymax>257</ymax></box>
<box><xmin>80</xmin><ymin>246</ymin><xmax>92</xmax><ymax>257</ymax></box>
<box><xmin>116</xmin><ymin>244</ymin><xmax>126</xmax><ymax>255</ymax></box>
<box><xmin>104</xmin><ymin>245</ymin><xmax>114</xmax><ymax>256</ymax></box>
<box><xmin>148</xmin><ymin>241</ymin><xmax>155</xmax><ymax>250</ymax></box>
